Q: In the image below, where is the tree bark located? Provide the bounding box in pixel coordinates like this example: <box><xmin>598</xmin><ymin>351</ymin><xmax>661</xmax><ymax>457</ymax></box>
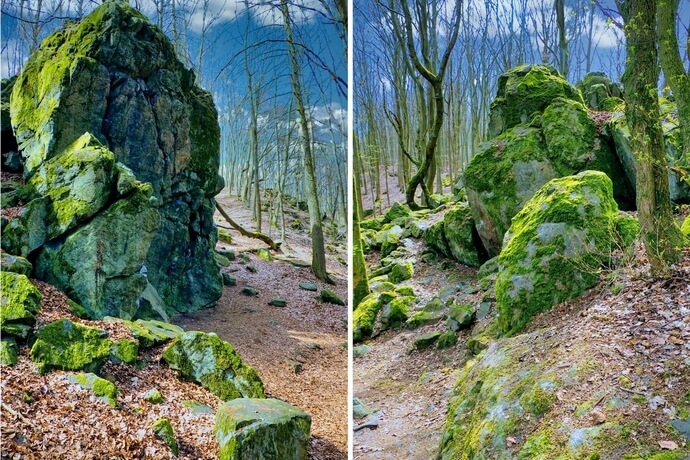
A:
<box><xmin>620</xmin><ymin>0</ymin><xmax>685</xmax><ymax>275</ymax></box>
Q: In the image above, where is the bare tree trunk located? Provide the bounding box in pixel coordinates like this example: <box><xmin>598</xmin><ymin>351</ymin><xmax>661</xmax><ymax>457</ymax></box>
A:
<box><xmin>280</xmin><ymin>0</ymin><xmax>334</xmax><ymax>284</ymax></box>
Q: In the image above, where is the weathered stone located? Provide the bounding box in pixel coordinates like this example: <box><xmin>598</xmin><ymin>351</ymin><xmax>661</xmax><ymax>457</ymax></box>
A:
<box><xmin>222</xmin><ymin>273</ymin><xmax>237</xmax><ymax>286</ymax></box>
<box><xmin>152</xmin><ymin>418</ymin><xmax>178</xmax><ymax>456</ymax></box>
<box><xmin>442</xmin><ymin>203</ymin><xmax>483</xmax><ymax>267</ymax></box>
<box><xmin>447</xmin><ymin>303</ymin><xmax>476</xmax><ymax>332</ymax></box>
<box><xmin>67</xmin><ymin>372</ymin><xmax>117</xmax><ymax>408</ymax></box>
<box><xmin>144</xmin><ymin>388</ymin><xmax>164</xmax><ymax>404</ymax></box>
<box><xmin>353</xmin><ymin>397</ymin><xmax>372</xmax><ymax>420</ymax></box>
<box><xmin>379</xmin><ymin>296</ymin><xmax>415</xmax><ymax>330</ymax></box>
<box><xmin>215</xmin><ymin>398</ymin><xmax>311</xmax><ymax>460</ymax></box>
<box><xmin>353</xmin><ymin>292</ymin><xmax>384</xmax><ymax>343</ymax></box>
<box><xmin>162</xmin><ymin>331</ymin><xmax>264</xmax><ymax>400</ymax></box>
<box><xmin>406</xmin><ymin>297</ymin><xmax>445</xmax><ymax>329</ymax></box>
<box><xmin>318</xmin><ymin>289</ymin><xmax>345</xmax><ymax>306</ymax></box>
<box><xmin>299</xmin><ymin>281</ymin><xmax>318</xmax><ymax>291</ymax></box>
<box><xmin>30</xmin><ymin>319</ymin><xmax>111</xmax><ymax>374</ymax></box>
<box><xmin>0</xmin><ymin>272</ymin><xmax>42</xmax><ymax>338</ymax></box>
<box><xmin>353</xmin><ymin>345</ymin><xmax>372</xmax><ymax>358</ymax></box>
<box><xmin>0</xmin><ymin>253</ymin><xmax>32</xmax><ymax>276</ymax></box>
<box><xmin>436</xmin><ymin>332</ymin><xmax>458</xmax><ymax>350</ymax></box>
<box><xmin>413</xmin><ymin>332</ymin><xmax>442</xmax><ymax>350</ymax></box>
<box><xmin>388</xmin><ymin>261</ymin><xmax>414</xmax><ymax>284</ymax></box>
<box><xmin>110</xmin><ymin>338</ymin><xmax>139</xmax><ymax>364</ymax></box>
<box><xmin>268</xmin><ymin>298</ymin><xmax>286</xmax><ymax>307</ymax></box>
<box><xmin>576</xmin><ymin>72</ymin><xmax>622</xmax><ymax>111</ymax></box>
<box><xmin>496</xmin><ymin>171</ymin><xmax>623</xmax><ymax>335</ymax></box>
<box><xmin>257</xmin><ymin>248</ymin><xmax>272</xmax><ymax>261</ymax></box>
<box><xmin>242</xmin><ymin>286</ymin><xmax>259</xmax><ymax>296</ymax></box>
<box><xmin>487</xmin><ymin>64</ymin><xmax>583</xmax><ymax>138</ymax></box>
<box><xmin>33</xmin><ymin>184</ymin><xmax>160</xmax><ymax>320</ymax></box>
<box><xmin>10</xmin><ymin>2</ymin><xmax>222</xmax><ymax>315</ymax></box>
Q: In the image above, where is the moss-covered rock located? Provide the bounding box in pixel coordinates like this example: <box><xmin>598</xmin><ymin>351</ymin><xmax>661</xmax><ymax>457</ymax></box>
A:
<box><xmin>447</xmin><ymin>303</ymin><xmax>476</xmax><ymax>332</ymax></box>
<box><xmin>162</xmin><ymin>331</ymin><xmax>264</xmax><ymax>400</ymax></box>
<box><xmin>33</xmin><ymin>184</ymin><xmax>160</xmax><ymax>320</ymax></box>
<box><xmin>443</xmin><ymin>203</ymin><xmax>483</xmax><ymax>267</ymax></box>
<box><xmin>144</xmin><ymin>388</ymin><xmax>164</xmax><ymax>404</ymax></box>
<box><xmin>388</xmin><ymin>261</ymin><xmax>413</xmax><ymax>284</ymax></box>
<box><xmin>576</xmin><ymin>72</ymin><xmax>622</xmax><ymax>111</ymax></box>
<box><xmin>110</xmin><ymin>338</ymin><xmax>139</xmax><ymax>364</ymax></box>
<box><xmin>437</xmin><ymin>332</ymin><xmax>458</xmax><ymax>350</ymax></box>
<box><xmin>375</xmin><ymin>225</ymin><xmax>403</xmax><ymax>258</ymax></box>
<box><xmin>487</xmin><ymin>64</ymin><xmax>583</xmax><ymax>138</ymax></box>
<box><xmin>465</xmin><ymin>125</ymin><xmax>558</xmax><ymax>257</ymax></box>
<box><xmin>380</xmin><ymin>295</ymin><xmax>415</xmax><ymax>330</ymax></box>
<box><xmin>10</xmin><ymin>1</ymin><xmax>223</xmax><ymax>316</ymax></box>
<box><xmin>413</xmin><ymin>332</ymin><xmax>442</xmax><ymax>350</ymax></box>
<box><xmin>1</xmin><ymin>133</ymin><xmax>118</xmax><ymax>257</ymax></box>
<box><xmin>608</xmin><ymin>100</ymin><xmax>690</xmax><ymax>204</ymax></box>
<box><xmin>0</xmin><ymin>337</ymin><xmax>19</xmax><ymax>366</ymax></box>
<box><xmin>67</xmin><ymin>372</ymin><xmax>117</xmax><ymax>408</ymax></box>
<box><xmin>423</xmin><ymin>219</ymin><xmax>451</xmax><ymax>257</ymax></box>
<box><xmin>109</xmin><ymin>317</ymin><xmax>182</xmax><ymax>348</ymax></box>
<box><xmin>0</xmin><ymin>253</ymin><xmax>33</xmax><ymax>276</ymax></box>
<box><xmin>542</xmin><ymin>98</ymin><xmax>632</xmax><ymax>207</ymax></box>
<box><xmin>353</xmin><ymin>293</ymin><xmax>383</xmax><ymax>343</ymax></box>
<box><xmin>30</xmin><ymin>319</ymin><xmax>112</xmax><ymax>374</ymax></box>
<box><xmin>215</xmin><ymin>398</ymin><xmax>310</xmax><ymax>460</ymax></box>
<box><xmin>318</xmin><ymin>289</ymin><xmax>345</xmax><ymax>306</ymax></box>
<box><xmin>406</xmin><ymin>297</ymin><xmax>445</xmax><ymax>329</ymax></box>
<box><xmin>496</xmin><ymin>171</ymin><xmax>622</xmax><ymax>335</ymax></box>
<box><xmin>0</xmin><ymin>272</ymin><xmax>42</xmax><ymax>338</ymax></box>
<box><xmin>152</xmin><ymin>418</ymin><xmax>178</xmax><ymax>456</ymax></box>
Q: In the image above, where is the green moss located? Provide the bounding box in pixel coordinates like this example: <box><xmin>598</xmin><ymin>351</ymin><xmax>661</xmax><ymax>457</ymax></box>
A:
<box><xmin>318</xmin><ymin>289</ymin><xmax>345</xmax><ymax>306</ymax></box>
<box><xmin>110</xmin><ymin>338</ymin><xmax>139</xmax><ymax>364</ymax></box>
<box><xmin>542</xmin><ymin>98</ymin><xmax>596</xmax><ymax>175</ymax></box>
<box><xmin>518</xmin><ymin>431</ymin><xmax>558</xmax><ymax>459</ymax></box>
<box><xmin>360</xmin><ymin>216</ymin><xmax>385</xmax><ymax>231</ymax></box>
<box><xmin>152</xmin><ymin>418</ymin><xmax>178</xmax><ymax>456</ymax></box>
<box><xmin>144</xmin><ymin>388</ymin><xmax>164</xmax><ymax>404</ymax></box>
<box><xmin>162</xmin><ymin>331</ymin><xmax>264</xmax><ymax>400</ymax></box>
<box><xmin>68</xmin><ymin>372</ymin><xmax>117</xmax><ymax>407</ymax></box>
<box><xmin>0</xmin><ymin>253</ymin><xmax>33</xmax><ymax>276</ymax></box>
<box><xmin>406</xmin><ymin>297</ymin><xmax>446</xmax><ymax>329</ymax></box>
<box><xmin>0</xmin><ymin>272</ymin><xmax>42</xmax><ymax>334</ymax></box>
<box><xmin>681</xmin><ymin>216</ymin><xmax>690</xmax><ymax>237</ymax></box>
<box><xmin>413</xmin><ymin>332</ymin><xmax>442</xmax><ymax>350</ymax></box>
<box><xmin>437</xmin><ymin>332</ymin><xmax>458</xmax><ymax>350</ymax></box>
<box><xmin>381</xmin><ymin>296</ymin><xmax>414</xmax><ymax>329</ymax></box>
<box><xmin>353</xmin><ymin>293</ymin><xmax>382</xmax><ymax>342</ymax></box>
<box><xmin>521</xmin><ymin>384</ymin><xmax>556</xmax><ymax>417</ymax></box>
<box><xmin>383</xmin><ymin>202</ymin><xmax>411</xmax><ymax>223</ymax></box>
<box><xmin>0</xmin><ymin>338</ymin><xmax>19</xmax><ymax>366</ymax></box>
<box><xmin>389</xmin><ymin>261</ymin><xmax>413</xmax><ymax>284</ymax></box>
<box><xmin>496</xmin><ymin>171</ymin><xmax>619</xmax><ymax>335</ymax></box>
<box><xmin>394</xmin><ymin>285</ymin><xmax>416</xmax><ymax>297</ymax></box>
<box><xmin>218</xmin><ymin>228</ymin><xmax>233</xmax><ymax>244</ymax></box>
<box><xmin>30</xmin><ymin>319</ymin><xmax>112</xmax><ymax>374</ymax></box>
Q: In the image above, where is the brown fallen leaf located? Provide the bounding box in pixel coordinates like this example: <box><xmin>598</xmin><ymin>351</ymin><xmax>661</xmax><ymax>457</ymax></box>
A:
<box><xmin>658</xmin><ymin>440</ymin><xmax>678</xmax><ymax>450</ymax></box>
<box><xmin>506</xmin><ymin>436</ymin><xmax>517</xmax><ymax>447</ymax></box>
<box><xmin>591</xmin><ymin>408</ymin><xmax>606</xmax><ymax>425</ymax></box>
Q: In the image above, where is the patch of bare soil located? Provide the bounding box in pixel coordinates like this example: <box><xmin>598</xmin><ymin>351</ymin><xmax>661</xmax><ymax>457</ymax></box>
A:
<box><xmin>174</xmin><ymin>252</ymin><xmax>348</xmax><ymax>459</ymax></box>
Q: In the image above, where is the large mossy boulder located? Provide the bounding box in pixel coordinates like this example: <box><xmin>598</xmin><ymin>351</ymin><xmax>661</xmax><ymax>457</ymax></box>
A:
<box><xmin>496</xmin><ymin>171</ymin><xmax>625</xmax><ymax>335</ymax></box>
<box><xmin>487</xmin><ymin>64</ymin><xmax>583</xmax><ymax>138</ymax></box>
<box><xmin>162</xmin><ymin>331</ymin><xmax>265</xmax><ymax>400</ymax></box>
<box><xmin>30</xmin><ymin>319</ymin><xmax>112</xmax><ymax>374</ymax></box>
<box><xmin>465</xmin><ymin>126</ymin><xmax>557</xmax><ymax>256</ymax></box>
<box><xmin>353</xmin><ymin>292</ymin><xmax>384</xmax><ymax>343</ymax></box>
<box><xmin>0</xmin><ymin>272</ymin><xmax>42</xmax><ymax>339</ymax></box>
<box><xmin>0</xmin><ymin>253</ymin><xmax>33</xmax><ymax>276</ymax></box>
<box><xmin>423</xmin><ymin>203</ymin><xmax>484</xmax><ymax>267</ymax></box>
<box><xmin>9</xmin><ymin>1</ymin><xmax>222</xmax><ymax>316</ymax></box>
<box><xmin>215</xmin><ymin>398</ymin><xmax>311</xmax><ymax>460</ymax></box>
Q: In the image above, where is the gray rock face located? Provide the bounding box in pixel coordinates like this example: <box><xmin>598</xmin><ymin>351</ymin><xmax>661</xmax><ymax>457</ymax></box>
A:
<box><xmin>9</xmin><ymin>2</ymin><xmax>222</xmax><ymax>315</ymax></box>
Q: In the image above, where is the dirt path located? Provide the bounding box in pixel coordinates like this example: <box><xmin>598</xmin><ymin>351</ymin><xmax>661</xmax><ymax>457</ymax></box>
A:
<box><xmin>174</xmin><ymin>192</ymin><xmax>348</xmax><ymax>459</ymax></box>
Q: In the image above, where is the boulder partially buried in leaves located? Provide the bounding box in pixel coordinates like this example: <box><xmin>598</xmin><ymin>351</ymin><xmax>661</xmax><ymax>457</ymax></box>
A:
<box><xmin>215</xmin><ymin>398</ymin><xmax>311</xmax><ymax>460</ymax></box>
<box><xmin>30</xmin><ymin>319</ymin><xmax>112</xmax><ymax>374</ymax></box>
<box><xmin>10</xmin><ymin>1</ymin><xmax>223</xmax><ymax>315</ymax></box>
<box><xmin>496</xmin><ymin>171</ymin><xmax>628</xmax><ymax>335</ymax></box>
<box><xmin>0</xmin><ymin>272</ymin><xmax>42</xmax><ymax>339</ymax></box>
<box><xmin>162</xmin><ymin>331</ymin><xmax>264</xmax><ymax>400</ymax></box>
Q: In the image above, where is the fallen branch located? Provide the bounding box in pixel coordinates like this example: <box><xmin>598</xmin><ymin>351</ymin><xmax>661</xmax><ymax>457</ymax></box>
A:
<box><xmin>215</xmin><ymin>202</ymin><xmax>280</xmax><ymax>252</ymax></box>
<box><xmin>2</xmin><ymin>402</ymin><xmax>36</xmax><ymax>428</ymax></box>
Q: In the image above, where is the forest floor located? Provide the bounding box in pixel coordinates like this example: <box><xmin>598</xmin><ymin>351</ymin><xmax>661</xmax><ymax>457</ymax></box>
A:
<box><xmin>1</xmin><ymin>190</ymin><xmax>348</xmax><ymax>460</ymax></box>
<box><xmin>353</xmin><ymin>187</ymin><xmax>690</xmax><ymax>458</ymax></box>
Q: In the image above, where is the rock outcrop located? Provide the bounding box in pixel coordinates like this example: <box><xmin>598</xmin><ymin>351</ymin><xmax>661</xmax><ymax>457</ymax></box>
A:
<box><xmin>7</xmin><ymin>1</ymin><xmax>223</xmax><ymax>318</ymax></box>
<box><xmin>465</xmin><ymin>65</ymin><xmax>632</xmax><ymax>256</ymax></box>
